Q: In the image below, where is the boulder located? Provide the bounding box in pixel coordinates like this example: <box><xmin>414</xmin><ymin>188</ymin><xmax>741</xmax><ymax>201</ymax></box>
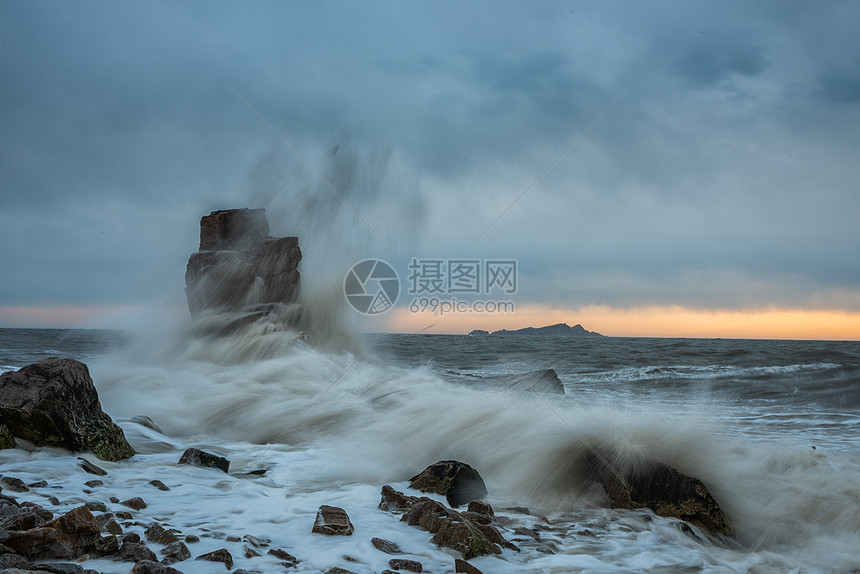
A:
<box><xmin>586</xmin><ymin>453</ymin><xmax>733</xmax><ymax>536</ymax></box>
<box><xmin>409</xmin><ymin>461</ymin><xmax>488</xmax><ymax>507</ymax></box>
<box><xmin>378</xmin><ymin>486</ymin><xmax>506</xmax><ymax>560</ymax></box>
<box><xmin>178</xmin><ymin>448</ymin><xmax>230</xmax><ymax>473</ymax></box>
<box><xmin>370</xmin><ymin>537</ymin><xmax>400</xmax><ymax>554</ymax></box>
<box><xmin>161</xmin><ymin>540</ymin><xmax>190</xmax><ymax>564</ymax></box>
<box><xmin>312</xmin><ymin>506</ymin><xmax>354</xmax><ymax>536</ymax></box>
<box><xmin>185</xmin><ymin>208</ymin><xmax>302</xmax><ymax>315</ymax></box>
<box><xmin>195</xmin><ymin>548</ymin><xmax>233</xmax><ymax>569</ymax></box>
<box><xmin>117</xmin><ymin>541</ymin><xmax>157</xmax><ymax>562</ymax></box>
<box><xmin>145</xmin><ymin>523</ymin><xmax>178</xmax><ymax>545</ymax></box>
<box><xmin>0</xmin><ymin>358</ymin><xmax>134</xmax><ymax>461</ymax></box>
<box><xmin>4</xmin><ymin>506</ymin><xmax>100</xmax><ymax>560</ymax></box>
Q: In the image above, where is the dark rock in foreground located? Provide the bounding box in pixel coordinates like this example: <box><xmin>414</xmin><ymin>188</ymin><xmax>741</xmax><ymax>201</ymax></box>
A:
<box><xmin>455</xmin><ymin>558</ymin><xmax>485</xmax><ymax>573</ymax></box>
<box><xmin>4</xmin><ymin>505</ymin><xmax>101</xmax><ymax>560</ymax></box>
<box><xmin>312</xmin><ymin>505</ymin><xmax>354</xmax><ymax>536</ymax></box>
<box><xmin>178</xmin><ymin>448</ymin><xmax>230</xmax><ymax>473</ymax></box>
<box><xmin>379</xmin><ymin>485</ymin><xmax>511</xmax><ymax>560</ymax></box>
<box><xmin>185</xmin><ymin>208</ymin><xmax>302</xmax><ymax>315</ymax></box>
<box><xmin>132</xmin><ymin>560</ymin><xmax>185</xmax><ymax>574</ymax></box>
<box><xmin>409</xmin><ymin>461</ymin><xmax>488</xmax><ymax>507</ymax></box>
<box><xmin>0</xmin><ymin>358</ymin><xmax>135</xmax><ymax>461</ymax></box>
<box><xmin>587</xmin><ymin>453</ymin><xmax>734</xmax><ymax>536</ymax></box>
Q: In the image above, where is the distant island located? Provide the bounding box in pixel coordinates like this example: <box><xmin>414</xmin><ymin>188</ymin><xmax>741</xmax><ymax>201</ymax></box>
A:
<box><xmin>469</xmin><ymin>322</ymin><xmax>604</xmax><ymax>337</ymax></box>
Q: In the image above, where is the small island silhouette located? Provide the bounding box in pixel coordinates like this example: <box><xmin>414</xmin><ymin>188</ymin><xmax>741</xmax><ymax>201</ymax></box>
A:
<box><xmin>469</xmin><ymin>322</ymin><xmax>604</xmax><ymax>337</ymax></box>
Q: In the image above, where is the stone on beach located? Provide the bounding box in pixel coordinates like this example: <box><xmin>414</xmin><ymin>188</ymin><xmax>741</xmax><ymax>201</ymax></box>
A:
<box><xmin>0</xmin><ymin>358</ymin><xmax>134</xmax><ymax>461</ymax></box>
<box><xmin>177</xmin><ymin>448</ymin><xmax>230</xmax><ymax>473</ymax></box>
<box><xmin>312</xmin><ymin>506</ymin><xmax>354</xmax><ymax>536</ymax></box>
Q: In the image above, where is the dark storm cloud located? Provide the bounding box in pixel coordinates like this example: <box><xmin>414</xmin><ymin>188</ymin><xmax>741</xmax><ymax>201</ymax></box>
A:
<box><xmin>0</xmin><ymin>0</ymin><xmax>858</xmax><ymax>318</ymax></box>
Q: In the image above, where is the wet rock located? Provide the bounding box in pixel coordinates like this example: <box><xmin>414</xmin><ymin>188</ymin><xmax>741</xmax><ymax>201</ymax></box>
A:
<box><xmin>83</xmin><ymin>480</ymin><xmax>103</xmax><ymax>488</ymax></box>
<box><xmin>185</xmin><ymin>209</ymin><xmax>302</xmax><ymax>315</ymax></box>
<box><xmin>109</xmin><ymin>496</ymin><xmax>120</xmax><ymax>504</ymax></box>
<box><xmin>183</xmin><ymin>535</ymin><xmax>199</xmax><ymax>544</ymax></box>
<box><xmin>371</xmin><ymin>537</ymin><xmax>401</xmax><ymax>554</ymax></box>
<box><xmin>161</xmin><ymin>540</ymin><xmax>190</xmax><ymax>564</ymax></box>
<box><xmin>0</xmin><ymin>423</ymin><xmax>15</xmax><ymax>449</ymax></box>
<box><xmin>89</xmin><ymin>534</ymin><xmax>119</xmax><ymax>557</ymax></box>
<box><xmin>466</xmin><ymin>500</ymin><xmax>494</xmax><ymax>517</ymax></box>
<box><xmin>455</xmin><ymin>558</ymin><xmax>485</xmax><ymax>574</ymax></box>
<box><xmin>121</xmin><ymin>533</ymin><xmax>141</xmax><ymax>544</ymax></box>
<box><xmin>379</xmin><ymin>486</ymin><xmax>505</xmax><ymax>560</ymax></box>
<box><xmin>243</xmin><ymin>544</ymin><xmax>260</xmax><ymax>558</ymax></box>
<box><xmin>148</xmin><ymin>480</ymin><xmax>170</xmax><ymax>492</ymax></box>
<box><xmin>388</xmin><ymin>558</ymin><xmax>422</xmax><ymax>572</ymax></box>
<box><xmin>267</xmin><ymin>548</ymin><xmax>297</xmax><ymax>562</ymax></box>
<box><xmin>117</xmin><ymin>541</ymin><xmax>158</xmax><ymax>562</ymax></box>
<box><xmin>586</xmin><ymin>453</ymin><xmax>734</xmax><ymax>536</ymax></box>
<box><xmin>323</xmin><ymin>568</ymin><xmax>357</xmax><ymax>574</ymax></box>
<box><xmin>103</xmin><ymin>519</ymin><xmax>123</xmax><ymax>536</ymax></box>
<box><xmin>491</xmin><ymin>368</ymin><xmax>565</xmax><ymax>394</ymax></box>
<box><xmin>1</xmin><ymin>511</ymin><xmax>45</xmax><ymax>531</ymax></box>
<box><xmin>78</xmin><ymin>458</ymin><xmax>107</xmax><ymax>477</ymax></box>
<box><xmin>409</xmin><ymin>461</ymin><xmax>488</xmax><ymax>507</ymax></box>
<box><xmin>145</xmin><ymin>523</ymin><xmax>178</xmax><ymax>545</ymax></box>
<box><xmin>132</xmin><ymin>560</ymin><xmax>185</xmax><ymax>574</ymax></box>
<box><xmin>26</xmin><ymin>481</ymin><xmax>48</xmax><ymax>489</ymax></box>
<box><xmin>0</xmin><ymin>477</ymin><xmax>29</xmax><ymax>493</ymax></box>
<box><xmin>4</xmin><ymin>505</ymin><xmax>100</xmax><ymax>560</ymax></box>
<box><xmin>242</xmin><ymin>534</ymin><xmax>268</xmax><ymax>547</ymax></box>
<box><xmin>0</xmin><ymin>358</ymin><xmax>134</xmax><ymax>461</ymax></box>
<box><xmin>120</xmin><ymin>497</ymin><xmax>147</xmax><ymax>511</ymax></box>
<box><xmin>84</xmin><ymin>502</ymin><xmax>106</xmax><ymax>513</ymax></box>
<box><xmin>0</xmin><ymin>552</ymin><xmax>30</xmax><ymax>570</ymax></box>
<box><xmin>178</xmin><ymin>448</ymin><xmax>230</xmax><ymax>473</ymax></box>
<box><xmin>312</xmin><ymin>506</ymin><xmax>354</xmax><ymax>536</ymax></box>
<box><xmin>29</xmin><ymin>562</ymin><xmax>85</xmax><ymax>574</ymax></box>
<box><xmin>195</xmin><ymin>548</ymin><xmax>233</xmax><ymax>569</ymax></box>
<box><xmin>225</xmin><ymin>535</ymin><xmax>241</xmax><ymax>542</ymax></box>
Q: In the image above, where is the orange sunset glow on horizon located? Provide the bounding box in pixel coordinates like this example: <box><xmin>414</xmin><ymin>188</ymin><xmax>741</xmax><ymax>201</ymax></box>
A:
<box><xmin>388</xmin><ymin>304</ymin><xmax>860</xmax><ymax>341</ymax></box>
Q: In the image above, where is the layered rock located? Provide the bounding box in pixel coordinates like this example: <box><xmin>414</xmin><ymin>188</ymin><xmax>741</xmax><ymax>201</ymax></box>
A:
<box><xmin>586</xmin><ymin>453</ymin><xmax>734</xmax><ymax>536</ymax></box>
<box><xmin>185</xmin><ymin>208</ymin><xmax>301</xmax><ymax>315</ymax></box>
<box><xmin>0</xmin><ymin>358</ymin><xmax>134</xmax><ymax>461</ymax></box>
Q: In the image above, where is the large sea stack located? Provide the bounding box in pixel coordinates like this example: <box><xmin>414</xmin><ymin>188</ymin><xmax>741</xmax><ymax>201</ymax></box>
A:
<box><xmin>184</xmin><ymin>208</ymin><xmax>302</xmax><ymax>315</ymax></box>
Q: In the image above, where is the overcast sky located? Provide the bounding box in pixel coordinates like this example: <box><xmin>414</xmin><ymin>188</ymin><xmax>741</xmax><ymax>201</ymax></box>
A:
<box><xmin>1</xmin><ymin>1</ymin><xmax>859</xmax><ymax>330</ymax></box>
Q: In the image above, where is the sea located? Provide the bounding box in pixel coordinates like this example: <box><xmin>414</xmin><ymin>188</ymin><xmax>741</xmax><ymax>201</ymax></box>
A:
<box><xmin>1</xmin><ymin>322</ymin><xmax>859</xmax><ymax>574</ymax></box>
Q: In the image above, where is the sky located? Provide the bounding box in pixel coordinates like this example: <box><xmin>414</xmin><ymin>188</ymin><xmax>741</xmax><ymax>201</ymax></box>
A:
<box><xmin>1</xmin><ymin>1</ymin><xmax>859</xmax><ymax>339</ymax></box>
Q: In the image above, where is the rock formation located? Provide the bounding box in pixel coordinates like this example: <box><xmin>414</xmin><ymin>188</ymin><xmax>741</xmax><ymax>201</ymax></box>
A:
<box><xmin>408</xmin><ymin>461</ymin><xmax>488</xmax><ymax>508</ymax></box>
<box><xmin>586</xmin><ymin>453</ymin><xmax>734</xmax><ymax>537</ymax></box>
<box><xmin>185</xmin><ymin>208</ymin><xmax>302</xmax><ymax>315</ymax></box>
<box><xmin>0</xmin><ymin>358</ymin><xmax>134</xmax><ymax>461</ymax></box>
<box><xmin>378</xmin><ymin>485</ymin><xmax>513</xmax><ymax>560</ymax></box>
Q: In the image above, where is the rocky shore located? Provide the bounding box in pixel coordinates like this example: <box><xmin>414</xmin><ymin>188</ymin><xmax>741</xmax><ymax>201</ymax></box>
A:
<box><xmin>1</xmin><ymin>356</ymin><xmax>734</xmax><ymax>574</ymax></box>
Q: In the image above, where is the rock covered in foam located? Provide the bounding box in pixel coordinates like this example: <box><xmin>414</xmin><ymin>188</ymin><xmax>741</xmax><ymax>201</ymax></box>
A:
<box><xmin>0</xmin><ymin>358</ymin><xmax>134</xmax><ymax>462</ymax></box>
<box><xmin>312</xmin><ymin>505</ymin><xmax>354</xmax><ymax>536</ymax></box>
